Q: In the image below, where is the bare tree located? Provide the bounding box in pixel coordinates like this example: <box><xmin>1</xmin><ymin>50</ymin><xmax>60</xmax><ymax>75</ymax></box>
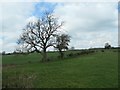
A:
<box><xmin>55</xmin><ymin>34</ymin><xmax>70</xmax><ymax>58</ymax></box>
<box><xmin>17</xmin><ymin>11</ymin><xmax>64</xmax><ymax>62</ymax></box>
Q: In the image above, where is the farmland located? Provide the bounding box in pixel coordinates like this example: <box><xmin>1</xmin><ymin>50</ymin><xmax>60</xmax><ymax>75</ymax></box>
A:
<box><xmin>2</xmin><ymin>49</ymin><xmax>118</xmax><ymax>88</ymax></box>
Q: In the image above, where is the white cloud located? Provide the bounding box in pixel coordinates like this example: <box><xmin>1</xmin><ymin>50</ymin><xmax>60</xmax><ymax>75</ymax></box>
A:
<box><xmin>1</xmin><ymin>2</ymin><xmax>36</xmax><ymax>52</ymax></box>
<box><xmin>54</xmin><ymin>2</ymin><xmax>118</xmax><ymax>49</ymax></box>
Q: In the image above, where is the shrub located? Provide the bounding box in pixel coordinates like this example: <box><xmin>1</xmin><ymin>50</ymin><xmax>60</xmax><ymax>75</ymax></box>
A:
<box><xmin>67</xmin><ymin>53</ymin><xmax>74</xmax><ymax>57</ymax></box>
<box><xmin>101</xmin><ymin>50</ymin><xmax>104</xmax><ymax>52</ymax></box>
<box><xmin>76</xmin><ymin>52</ymin><xmax>81</xmax><ymax>55</ymax></box>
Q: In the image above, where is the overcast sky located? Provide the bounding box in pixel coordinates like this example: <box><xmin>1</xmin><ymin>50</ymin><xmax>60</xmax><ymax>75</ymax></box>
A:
<box><xmin>0</xmin><ymin>0</ymin><xmax>118</xmax><ymax>53</ymax></box>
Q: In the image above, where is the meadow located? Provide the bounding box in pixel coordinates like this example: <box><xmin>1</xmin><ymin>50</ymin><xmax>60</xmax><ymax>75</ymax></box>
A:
<box><xmin>2</xmin><ymin>49</ymin><xmax>118</xmax><ymax>88</ymax></box>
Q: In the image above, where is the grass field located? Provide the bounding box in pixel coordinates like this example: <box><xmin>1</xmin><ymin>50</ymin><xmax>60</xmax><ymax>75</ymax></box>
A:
<box><xmin>2</xmin><ymin>49</ymin><xmax>118</xmax><ymax>88</ymax></box>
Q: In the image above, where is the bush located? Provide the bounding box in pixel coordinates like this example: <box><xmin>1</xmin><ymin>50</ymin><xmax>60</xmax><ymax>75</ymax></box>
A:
<box><xmin>76</xmin><ymin>52</ymin><xmax>81</xmax><ymax>55</ymax></box>
<box><xmin>6</xmin><ymin>53</ymin><xmax>12</xmax><ymax>55</ymax></box>
<box><xmin>80</xmin><ymin>50</ymin><xmax>95</xmax><ymax>55</ymax></box>
<box><xmin>67</xmin><ymin>53</ymin><xmax>74</xmax><ymax>57</ymax></box>
<box><xmin>66</xmin><ymin>50</ymin><xmax>95</xmax><ymax>58</ymax></box>
<box><xmin>101</xmin><ymin>50</ymin><xmax>104</xmax><ymax>52</ymax></box>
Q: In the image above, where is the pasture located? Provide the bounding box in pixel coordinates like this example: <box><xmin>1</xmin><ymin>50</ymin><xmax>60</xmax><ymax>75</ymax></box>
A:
<box><xmin>2</xmin><ymin>49</ymin><xmax>118</xmax><ymax>88</ymax></box>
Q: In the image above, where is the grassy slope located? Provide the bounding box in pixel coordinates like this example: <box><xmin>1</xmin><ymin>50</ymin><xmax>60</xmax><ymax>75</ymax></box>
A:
<box><xmin>2</xmin><ymin>49</ymin><xmax>118</xmax><ymax>88</ymax></box>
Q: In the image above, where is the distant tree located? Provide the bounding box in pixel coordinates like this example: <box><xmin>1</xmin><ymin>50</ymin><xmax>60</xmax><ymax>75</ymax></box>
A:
<box><xmin>119</xmin><ymin>45</ymin><xmax>120</xmax><ymax>48</ymax></box>
<box><xmin>55</xmin><ymin>34</ymin><xmax>70</xmax><ymax>58</ymax></box>
<box><xmin>17</xmin><ymin>11</ymin><xmax>64</xmax><ymax>62</ymax></box>
<box><xmin>13</xmin><ymin>51</ymin><xmax>17</xmax><ymax>54</ymax></box>
<box><xmin>2</xmin><ymin>51</ymin><xmax>5</xmax><ymax>55</ymax></box>
<box><xmin>105</xmin><ymin>43</ymin><xmax>111</xmax><ymax>49</ymax></box>
<box><xmin>70</xmin><ymin>46</ymin><xmax>75</xmax><ymax>50</ymax></box>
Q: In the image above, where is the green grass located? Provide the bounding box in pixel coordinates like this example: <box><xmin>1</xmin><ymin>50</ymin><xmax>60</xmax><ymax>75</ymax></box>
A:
<box><xmin>2</xmin><ymin>49</ymin><xmax>118</xmax><ymax>88</ymax></box>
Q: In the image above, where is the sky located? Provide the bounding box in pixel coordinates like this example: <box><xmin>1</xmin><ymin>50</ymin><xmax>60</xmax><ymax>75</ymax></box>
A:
<box><xmin>0</xmin><ymin>0</ymin><xmax>119</xmax><ymax>53</ymax></box>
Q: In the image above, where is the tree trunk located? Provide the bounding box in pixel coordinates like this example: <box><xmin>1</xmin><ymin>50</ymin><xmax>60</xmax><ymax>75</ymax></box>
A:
<box><xmin>42</xmin><ymin>47</ymin><xmax>47</xmax><ymax>62</ymax></box>
<box><xmin>59</xmin><ymin>49</ymin><xmax>64</xmax><ymax>59</ymax></box>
